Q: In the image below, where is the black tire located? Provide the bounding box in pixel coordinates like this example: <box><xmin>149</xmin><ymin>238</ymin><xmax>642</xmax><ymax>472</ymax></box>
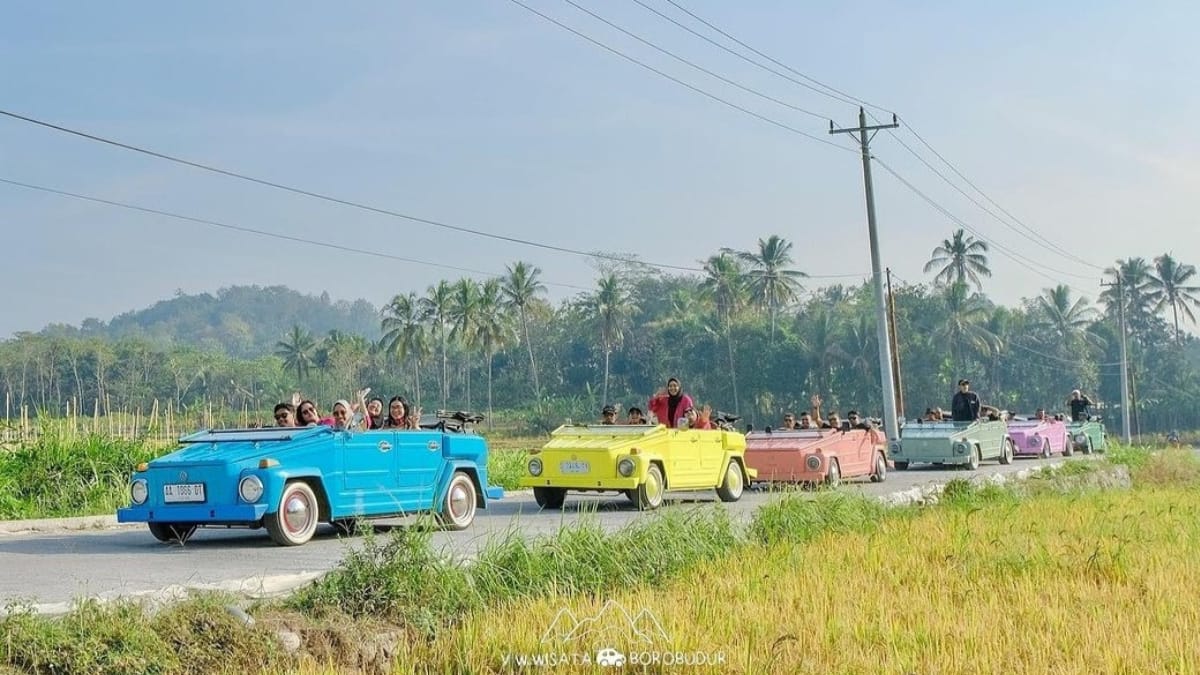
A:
<box><xmin>264</xmin><ymin>481</ymin><xmax>320</xmax><ymax>546</ymax></box>
<box><xmin>894</xmin><ymin>461</ymin><xmax>910</xmax><ymax>471</ymax></box>
<box><xmin>716</xmin><ymin>461</ymin><xmax>745</xmax><ymax>502</ymax></box>
<box><xmin>1084</xmin><ymin>436</ymin><xmax>1094</xmax><ymax>455</ymax></box>
<box><xmin>966</xmin><ymin>447</ymin><xmax>981</xmax><ymax>471</ymax></box>
<box><xmin>1061</xmin><ymin>435</ymin><xmax>1074</xmax><ymax>457</ymax></box>
<box><xmin>1040</xmin><ymin>438</ymin><xmax>1052</xmax><ymax>459</ymax></box>
<box><xmin>824</xmin><ymin>459</ymin><xmax>841</xmax><ymax>488</ymax></box>
<box><xmin>870</xmin><ymin>453</ymin><xmax>887</xmax><ymax>482</ymax></box>
<box><xmin>635</xmin><ymin>464</ymin><xmax>666</xmax><ymax>510</ymax></box>
<box><xmin>533</xmin><ymin>487</ymin><xmax>567</xmax><ymax>509</ymax></box>
<box><xmin>148</xmin><ymin>522</ymin><xmax>196</xmax><ymax>544</ymax></box>
<box><xmin>437</xmin><ymin>471</ymin><xmax>478</xmax><ymax>531</ymax></box>
<box><xmin>999</xmin><ymin>438</ymin><xmax>1014</xmax><ymax>465</ymax></box>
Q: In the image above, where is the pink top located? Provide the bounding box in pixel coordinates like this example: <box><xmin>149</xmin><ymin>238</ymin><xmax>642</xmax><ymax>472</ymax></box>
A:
<box><xmin>648</xmin><ymin>392</ymin><xmax>694</xmax><ymax>429</ymax></box>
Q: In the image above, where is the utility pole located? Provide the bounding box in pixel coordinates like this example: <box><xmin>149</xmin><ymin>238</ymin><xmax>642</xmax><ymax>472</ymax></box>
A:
<box><xmin>1101</xmin><ymin>276</ymin><xmax>1133</xmax><ymax>443</ymax></box>
<box><xmin>885</xmin><ymin>268</ymin><xmax>905</xmax><ymax>419</ymax></box>
<box><xmin>831</xmin><ymin>108</ymin><xmax>900</xmax><ymax>441</ymax></box>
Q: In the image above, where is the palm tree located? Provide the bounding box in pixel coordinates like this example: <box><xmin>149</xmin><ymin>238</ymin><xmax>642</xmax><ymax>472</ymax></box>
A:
<box><xmin>501</xmin><ymin>261</ymin><xmax>547</xmax><ymax>404</ymax></box>
<box><xmin>728</xmin><ymin>235</ymin><xmax>806</xmax><ymax>340</ymax></box>
<box><xmin>274</xmin><ymin>325</ymin><xmax>316</xmax><ymax>383</ymax></box>
<box><xmin>798</xmin><ymin>308</ymin><xmax>848</xmax><ymax>400</ymax></box>
<box><xmin>923</xmin><ymin>229</ymin><xmax>991</xmax><ymax>290</ymax></box>
<box><xmin>1147</xmin><ymin>253</ymin><xmax>1200</xmax><ymax>343</ymax></box>
<box><xmin>932</xmin><ymin>283</ymin><xmax>999</xmax><ymax>376</ymax></box>
<box><xmin>421</xmin><ymin>281</ymin><xmax>455</xmax><ymax>410</ymax></box>
<box><xmin>588</xmin><ymin>273</ymin><xmax>636</xmax><ymax>405</ymax></box>
<box><xmin>473</xmin><ymin>279</ymin><xmax>514</xmax><ymax>426</ymax></box>
<box><xmin>448</xmin><ymin>279</ymin><xmax>482</xmax><ymax>410</ymax></box>
<box><xmin>1034</xmin><ymin>285</ymin><xmax>1101</xmax><ymax>350</ymax></box>
<box><xmin>700</xmin><ymin>252</ymin><xmax>747</xmax><ymax>413</ymax></box>
<box><xmin>1100</xmin><ymin>258</ymin><xmax>1155</xmax><ymax>338</ymax></box>
<box><xmin>380</xmin><ymin>292</ymin><xmax>429</xmax><ymax>406</ymax></box>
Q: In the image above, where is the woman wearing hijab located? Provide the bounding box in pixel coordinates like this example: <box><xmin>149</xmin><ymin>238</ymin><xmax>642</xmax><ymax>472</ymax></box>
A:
<box><xmin>648</xmin><ymin>377</ymin><xmax>694</xmax><ymax>429</ymax></box>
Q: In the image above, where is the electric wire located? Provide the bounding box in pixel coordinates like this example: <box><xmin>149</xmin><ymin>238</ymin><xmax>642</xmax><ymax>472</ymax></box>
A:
<box><xmin>501</xmin><ymin>0</ymin><xmax>855</xmax><ymax>152</ymax></box>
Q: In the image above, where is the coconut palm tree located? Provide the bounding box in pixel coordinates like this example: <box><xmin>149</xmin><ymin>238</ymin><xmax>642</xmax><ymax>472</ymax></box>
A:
<box><xmin>588</xmin><ymin>273</ymin><xmax>636</xmax><ymax>405</ymax></box>
<box><xmin>473</xmin><ymin>279</ymin><xmax>515</xmax><ymax>426</ymax></box>
<box><xmin>1034</xmin><ymin>285</ymin><xmax>1101</xmax><ymax>348</ymax></box>
<box><xmin>1100</xmin><ymin>257</ymin><xmax>1155</xmax><ymax>338</ymax></box>
<box><xmin>923</xmin><ymin>229</ymin><xmax>992</xmax><ymax>290</ymax></box>
<box><xmin>380</xmin><ymin>292</ymin><xmax>429</xmax><ymax>405</ymax></box>
<box><xmin>501</xmin><ymin>261</ymin><xmax>547</xmax><ymax>404</ymax></box>
<box><xmin>274</xmin><ymin>325</ymin><xmax>316</xmax><ymax>383</ymax></box>
<box><xmin>420</xmin><ymin>281</ymin><xmax>455</xmax><ymax>410</ymax></box>
<box><xmin>700</xmin><ymin>252</ymin><xmax>747</xmax><ymax>413</ymax></box>
<box><xmin>448</xmin><ymin>279</ymin><xmax>482</xmax><ymax>410</ymax></box>
<box><xmin>1147</xmin><ymin>253</ymin><xmax>1200</xmax><ymax>343</ymax></box>
<box><xmin>728</xmin><ymin>235</ymin><xmax>806</xmax><ymax>341</ymax></box>
<box><xmin>932</xmin><ymin>282</ymin><xmax>999</xmax><ymax>375</ymax></box>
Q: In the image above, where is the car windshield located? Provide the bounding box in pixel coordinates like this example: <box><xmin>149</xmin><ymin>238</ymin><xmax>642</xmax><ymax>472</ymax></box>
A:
<box><xmin>748</xmin><ymin>429</ymin><xmax>825</xmax><ymax>440</ymax></box>
<box><xmin>901</xmin><ymin>422</ymin><xmax>971</xmax><ymax>437</ymax></box>
<box><xmin>553</xmin><ymin>424</ymin><xmax>656</xmax><ymax>436</ymax></box>
<box><xmin>179</xmin><ymin>428</ymin><xmax>324</xmax><ymax>443</ymax></box>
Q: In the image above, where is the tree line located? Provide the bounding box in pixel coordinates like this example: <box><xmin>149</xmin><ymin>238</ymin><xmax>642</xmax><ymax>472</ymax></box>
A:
<box><xmin>2</xmin><ymin>231</ymin><xmax>1197</xmax><ymax>435</ymax></box>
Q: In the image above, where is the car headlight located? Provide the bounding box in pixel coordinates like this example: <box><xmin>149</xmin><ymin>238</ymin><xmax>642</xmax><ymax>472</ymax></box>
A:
<box><xmin>1074</xmin><ymin>434</ymin><xmax>1087</xmax><ymax>444</ymax></box>
<box><xmin>130</xmin><ymin>479</ymin><xmax>148</xmax><ymax>505</ymax></box>
<box><xmin>804</xmin><ymin>455</ymin><xmax>822</xmax><ymax>471</ymax></box>
<box><xmin>889</xmin><ymin>441</ymin><xmax>902</xmax><ymax>454</ymax></box>
<box><xmin>238</xmin><ymin>475</ymin><xmax>264</xmax><ymax>503</ymax></box>
<box><xmin>954</xmin><ymin>442</ymin><xmax>969</xmax><ymax>455</ymax></box>
<box><xmin>1028</xmin><ymin>435</ymin><xmax>1040</xmax><ymax>447</ymax></box>
<box><xmin>528</xmin><ymin>457</ymin><xmax>543</xmax><ymax>477</ymax></box>
<box><xmin>617</xmin><ymin>458</ymin><xmax>635</xmax><ymax>477</ymax></box>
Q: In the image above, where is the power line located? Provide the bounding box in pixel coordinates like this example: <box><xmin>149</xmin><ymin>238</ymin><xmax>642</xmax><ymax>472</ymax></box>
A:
<box><xmin>558</xmin><ymin>0</ymin><xmax>832</xmax><ymax>121</ymax></box>
<box><xmin>1007</xmin><ymin>340</ymin><xmax>1121</xmax><ymax>367</ymax></box>
<box><xmin>501</xmin><ymin>0</ymin><xmax>855</xmax><ymax>152</ymax></box>
<box><xmin>626</xmin><ymin>0</ymin><xmax>861</xmax><ymax>110</ymax></box>
<box><xmin>0</xmin><ymin>108</ymin><xmax>699</xmax><ymax>273</ymax></box>
<box><xmin>655</xmin><ymin>0</ymin><xmax>892</xmax><ymax>114</ymax></box>
<box><xmin>0</xmin><ymin>176</ymin><xmax>589</xmax><ymax>291</ymax></box>
<box><xmin>1</xmin><ymin>175</ymin><xmax>865</xmax><ymax>283</ymax></box>
<box><xmin>639</xmin><ymin>2</ymin><xmax>1106</xmax><ymax>274</ymax></box>
<box><xmin>872</xmin><ymin>156</ymin><xmax>1098</xmax><ymax>299</ymax></box>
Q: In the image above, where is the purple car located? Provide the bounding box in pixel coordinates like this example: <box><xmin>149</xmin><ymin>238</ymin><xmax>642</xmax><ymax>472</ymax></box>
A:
<box><xmin>1006</xmin><ymin>416</ymin><xmax>1072</xmax><ymax>458</ymax></box>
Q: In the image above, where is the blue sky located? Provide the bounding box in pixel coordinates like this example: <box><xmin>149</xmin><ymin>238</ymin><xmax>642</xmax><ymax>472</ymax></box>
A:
<box><xmin>2</xmin><ymin>1</ymin><xmax>1197</xmax><ymax>338</ymax></box>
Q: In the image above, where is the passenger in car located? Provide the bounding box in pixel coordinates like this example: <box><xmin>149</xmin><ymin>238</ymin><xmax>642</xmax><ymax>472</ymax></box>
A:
<box><xmin>296</xmin><ymin>400</ymin><xmax>331</xmax><ymax>427</ymax></box>
<box><xmin>600</xmin><ymin>405</ymin><xmax>618</xmax><ymax>425</ymax></box>
<box><xmin>846</xmin><ymin>410</ymin><xmax>872</xmax><ymax>430</ymax></box>
<box><xmin>648</xmin><ymin>377</ymin><xmax>694</xmax><ymax>429</ymax></box>
<box><xmin>365</xmin><ymin>397</ymin><xmax>385</xmax><ymax>429</ymax></box>
<box><xmin>1034</xmin><ymin>408</ymin><xmax>1048</xmax><ymax>421</ymax></box>
<box><xmin>781</xmin><ymin>412</ymin><xmax>797</xmax><ymax>430</ymax></box>
<box><xmin>626</xmin><ymin>406</ymin><xmax>648</xmax><ymax>425</ymax></box>
<box><xmin>684</xmin><ymin>405</ymin><xmax>714</xmax><ymax>430</ymax></box>
<box><xmin>797</xmin><ymin>412</ymin><xmax>815</xmax><ymax>429</ymax></box>
<box><xmin>272</xmin><ymin>403</ymin><xmax>297</xmax><ymax>427</ymax></box>
<box><xmin>821</xmin><ymin>412</ymin><xmax>842</xmax><ymax>430</ymax></box>
<box><xmin>383</xmin><ymin>396</ymin><xmax>415</xmax><ymax>429</ymax></box>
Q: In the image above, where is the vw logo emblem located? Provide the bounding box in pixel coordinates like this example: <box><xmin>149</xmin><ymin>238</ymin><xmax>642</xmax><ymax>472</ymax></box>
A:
<box><xmin>179</xmin><ymin>471</ymin><xmax>188</xmax><ymax>482</ymax></box>
<box><xmin>427</xmin><ymin>440</ymin><xmax>440</xmax><ymax>451</ymax></box>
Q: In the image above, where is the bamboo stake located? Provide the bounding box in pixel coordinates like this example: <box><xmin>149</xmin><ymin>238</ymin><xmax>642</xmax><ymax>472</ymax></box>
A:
<box><xmin>93</xmin><ymin>398</ymin><xmax>99</xmax><ymax>434</ymax></box>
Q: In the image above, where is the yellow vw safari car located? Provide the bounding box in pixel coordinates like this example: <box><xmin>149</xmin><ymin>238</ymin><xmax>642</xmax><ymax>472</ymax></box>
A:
<box><xmin>520</xmin><ymin>423</ymin><xmax>753</xmax><ymax>510</ymax></box>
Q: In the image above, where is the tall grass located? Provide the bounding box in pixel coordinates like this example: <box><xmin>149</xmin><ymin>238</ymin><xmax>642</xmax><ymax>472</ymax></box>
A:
<box><xmin>0</xmin><ymin>432</ymin><xmax>159</xmax><ymax>519</ymax></box>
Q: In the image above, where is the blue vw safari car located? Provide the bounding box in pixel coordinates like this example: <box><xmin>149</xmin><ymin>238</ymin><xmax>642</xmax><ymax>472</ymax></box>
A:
<box><xmin>117</xmin><ymin>411</ymin><xmax>503</xmax><ymax>546</ymax></box>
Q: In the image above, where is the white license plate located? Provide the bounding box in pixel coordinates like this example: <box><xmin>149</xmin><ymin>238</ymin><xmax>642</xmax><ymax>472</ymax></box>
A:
<box><xmin>559</xmin><ymin>460</ymin><xmax>591</xmax><ymax>474</ymax></box>
<box><xmin>164</xmin><ymin>483</ymin><xmax>206</xmax><ymax>503</ymax></box>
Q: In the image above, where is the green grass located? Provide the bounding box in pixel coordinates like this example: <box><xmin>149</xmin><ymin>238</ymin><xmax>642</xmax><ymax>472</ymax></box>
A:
<box><xmin>485</xmin><ymin>448</ymin><xmax>527</xmax><ymax>491</ymax></box>
<box><xmin>0</xmin><ymin>432</ymin><xmax>159</xmax><ymax>519</ymax></box>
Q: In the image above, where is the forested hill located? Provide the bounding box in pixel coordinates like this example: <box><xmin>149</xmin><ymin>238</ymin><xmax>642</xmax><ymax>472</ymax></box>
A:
<box><xmin>39</xmin><ymin>285</ymin><xmax>380</xmax><ymax>358</ymax></box>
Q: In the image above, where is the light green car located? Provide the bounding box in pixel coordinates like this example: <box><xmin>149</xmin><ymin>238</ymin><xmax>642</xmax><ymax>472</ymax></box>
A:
<box><xmin>889</xmin><ymin>420</ymin><xmax>1014</xmax><ymax>470</ymax></box>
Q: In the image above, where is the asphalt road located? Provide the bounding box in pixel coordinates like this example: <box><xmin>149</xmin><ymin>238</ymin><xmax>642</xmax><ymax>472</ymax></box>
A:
<box><xmin>0</xmin><ymin>455</ymin><xmax>1089</xmax><ymax>613</ymax></box>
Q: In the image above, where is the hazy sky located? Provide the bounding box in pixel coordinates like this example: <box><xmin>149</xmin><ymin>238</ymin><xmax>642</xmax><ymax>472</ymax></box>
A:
<box><xmin>3</xmin><ymin>1</ymin><xmax>1197</xmax><ymax>338</ymax></box>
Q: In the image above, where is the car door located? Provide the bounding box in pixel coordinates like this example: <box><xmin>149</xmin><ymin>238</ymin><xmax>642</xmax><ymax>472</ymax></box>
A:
<box><xmin>667</xmin><ymin>429</ymin><xmax>704</xmax><ymax>488</ymax></box>
<box><xmin>340</xmin><ymin>430</ymin><xmax>396</xmax><ymax>514</ymax></box>
<box><xmin>394</xmin><ymin>429</ymin><xmax>446</xmax><ymax>511</ymax></box>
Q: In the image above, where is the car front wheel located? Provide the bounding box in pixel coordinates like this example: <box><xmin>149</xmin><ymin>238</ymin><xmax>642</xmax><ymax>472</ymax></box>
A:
<box><xmin>148</xmin><ymin>522</ymin><xmax>196</xmax><ymax>544</ymax></box>
<box><xmin>894</xmin><ymin>461</ymin><xmax>909</xmax><ymax>471</ymax></box>
<box><xmin>966</xmin><ymin>447</ymin><xmax>981</xmax><ymax>470</ymax></box>
<box><xmin>533</xmin><ymin>487</ymin><xmax>566</xmax><ymax>509</ymax></box>
<box><xmin>437</xmin><ymin>471</ymin><xmax>478</xmax><ymax>531</ymax></box>
<box><xmin>999</xmin><ymin>438</ymin><xmax>1014</xmax><ymax>465</ymax></box>
<box><xmin>716</xmin><ymin>461</ymin><xmax>744</xmax><ymax>502</ymax></box>
<box><xmin>636</xmin><ymin>464</ymin><xmax>665</xmax><ymax>510</ymax></box>
<box><xmin>824</xmin><ymin>459</ymin><xmax>841</xmax><ymax>487</ymax></box>
<box><xmin>265</xmin><ymin>481</ymin><xmax>320</xmax><ymax>546</ymax></box>
<box><xmin>1062</xmin><ymin>435</ymin><xmax>1074</xmax><ymax>457</ymax></box>
<box><xmin>870</xmin><ymin>453</ymin><xmax>887</xmax><ymax>482</ymax></box>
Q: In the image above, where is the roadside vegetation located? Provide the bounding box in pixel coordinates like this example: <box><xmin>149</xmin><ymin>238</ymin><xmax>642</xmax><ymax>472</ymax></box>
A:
<box><xmin>3</xmin><ymin>447</ymin><xmax>1194</xmax><ymax>674</ymax></box>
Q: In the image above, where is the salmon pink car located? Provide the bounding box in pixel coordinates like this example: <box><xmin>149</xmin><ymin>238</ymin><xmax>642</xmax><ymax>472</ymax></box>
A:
<box><xmin>743</xmin><ymin>427</ymin><xmax>887</xmax><ymax>487</ymax></box>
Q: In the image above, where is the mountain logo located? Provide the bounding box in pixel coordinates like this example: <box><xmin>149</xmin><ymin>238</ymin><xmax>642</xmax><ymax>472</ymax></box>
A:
<box><xmin>539</xmin><ymin>600</ymin><xmax>669</xmax><ymax>646</ymax></box>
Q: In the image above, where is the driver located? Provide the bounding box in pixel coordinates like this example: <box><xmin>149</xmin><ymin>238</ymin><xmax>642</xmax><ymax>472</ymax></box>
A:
<box><xmin>1067</xmin><ymin>390</ymin><xmax>1093</xmax><ymax>422</ymax></box>
<box><xmin>600</xmin><ymin>405</ymin><xmax>618</xmax><ymax>425</ymax></box>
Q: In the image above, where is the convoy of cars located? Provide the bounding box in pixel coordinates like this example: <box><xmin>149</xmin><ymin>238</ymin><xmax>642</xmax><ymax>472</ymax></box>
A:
<box><xmin>118</xmin><ymin>401</ymin><xmax>1110</xmax><ymax>545</ymax></box>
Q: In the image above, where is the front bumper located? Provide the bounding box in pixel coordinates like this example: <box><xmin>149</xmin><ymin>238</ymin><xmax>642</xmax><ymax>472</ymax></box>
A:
<box><xmin>891</xmin><ymin>445</ymin><xmax>971</xmax><ymax>465</ymax></box>
<box><xmin>519</xmin><ymin>476</ymin><xmax>640</xmax><ymax>490</ymax></box>
<box><xmin>117</xmin><ymin>503</ymin><xmax>269</xmax><ymax>524</ymax></box>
